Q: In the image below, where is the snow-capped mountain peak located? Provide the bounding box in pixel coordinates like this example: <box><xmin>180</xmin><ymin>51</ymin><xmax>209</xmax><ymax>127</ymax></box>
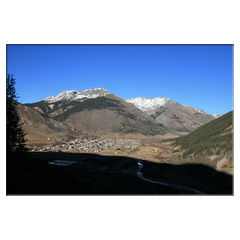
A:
<box><xmin>125</xmin><ymin>96</ymin><xmax>174</xmax><ymax>114</ymax></box>
<box><xmin>82</xmin><ymin>87</ymin><xmax>107</xmax><ymax>92</ymax></box>
<box><xmin>125</xmin><ymin>96</ymin><xmax>213</xmax><ymax>117</ymax></box>
<box><xmin>40</xmin><ymin>88</ymin><xmax>112</xmax><ymax>103</ymax></box>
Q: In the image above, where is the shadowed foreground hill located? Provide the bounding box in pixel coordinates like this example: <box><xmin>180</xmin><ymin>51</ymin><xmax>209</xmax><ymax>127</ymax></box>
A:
<box><xmin>7</xmin><ymin>152</ymin><xmax>233</xmax><ymax>195</ymax></box>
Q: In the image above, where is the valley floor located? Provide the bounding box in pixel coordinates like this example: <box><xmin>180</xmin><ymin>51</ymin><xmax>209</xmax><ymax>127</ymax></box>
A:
<box><xmin>26</xmin><ymin>137</ymin><xmax>178</xmax><ymax>163</ymax></box>
<box><xmin>26</xmin><ymin>135</ymin><xmax>233</xmax><ymax>175</ymax></box>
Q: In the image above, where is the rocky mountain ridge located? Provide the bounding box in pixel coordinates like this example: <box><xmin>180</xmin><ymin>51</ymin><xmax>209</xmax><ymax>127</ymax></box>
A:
<box><xmin>41</xmin><ymin>88</ymin><xmax>113</xmax><ymax>103</ymax></box>
<box><xmin>36</xmin><ymin>89</ymin><xmax>220</xmax><ymax>118</ymax></box>
<box><xmin>125</xmin><ymin>96</ymin><xmax>174</xmax><ymax>115</ymax></box>
<box><xmin>125</xmin><ymin>96</ymin><xmax>212</xmax><ymax>116</ymax></box>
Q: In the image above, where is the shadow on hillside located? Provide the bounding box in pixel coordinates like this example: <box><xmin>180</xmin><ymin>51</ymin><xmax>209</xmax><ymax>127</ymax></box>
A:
<box><xmin>6</xmin><ymin>151</ymin><xmax>233</xmax><ymax>195</ymax></box>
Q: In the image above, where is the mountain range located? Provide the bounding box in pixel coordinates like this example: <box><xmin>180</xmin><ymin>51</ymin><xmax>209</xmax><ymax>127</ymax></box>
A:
<box><xmin>21</xmin><ymin>88</ymin><xmax>218</xmax><ymax>141</ymax></box>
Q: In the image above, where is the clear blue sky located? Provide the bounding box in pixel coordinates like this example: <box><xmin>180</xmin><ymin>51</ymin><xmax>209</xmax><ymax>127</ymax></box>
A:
<box><xmin>6</xmin><ymin>44</ymin><xmax>233</xmax><ymax>115</ymax></box>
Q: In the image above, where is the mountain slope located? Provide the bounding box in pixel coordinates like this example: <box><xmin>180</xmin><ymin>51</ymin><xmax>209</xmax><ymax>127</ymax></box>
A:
<box><xmin>126</xmin><ymin>96</ymin><xmax>215</xmax><ymax>133</ymax></box>
<box><xmin>170</xmin><ymin>111</ymin><xmax>233</xmax><ymax>174</ymax></box>
<box><xmin>172</xmin><ymin>110</ymin><xmax>233</xmax><ymax>153</ymax></box>
<box><xmin>16</xmin><ymin>103</ymin><xmax>80</xmax><ymax>143</ymax></box>
<box><xmin>52</xmin><ymin>96</ymin><xmax>166</xmax><ymax>136</ymax></box>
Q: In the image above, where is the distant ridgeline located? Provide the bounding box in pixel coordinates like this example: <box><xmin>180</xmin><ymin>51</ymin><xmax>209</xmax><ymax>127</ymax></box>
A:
<box><xmin>171</xmin><ymin>111</ymin><xmax>233</xmax><ymax>159</ymax></box>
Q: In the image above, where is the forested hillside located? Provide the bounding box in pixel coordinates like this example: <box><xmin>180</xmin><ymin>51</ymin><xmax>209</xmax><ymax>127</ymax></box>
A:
<box><xmin>171</xmin><ymin>111</ymin><xmax>233</xmax><ymax>160</ymax></box>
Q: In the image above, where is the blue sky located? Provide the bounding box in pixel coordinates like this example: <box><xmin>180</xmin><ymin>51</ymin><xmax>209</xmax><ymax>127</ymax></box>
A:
<box><xmin>6</xmin><ymin>44</ymin><xmax>233</xmax><ymax>115</ymax></box>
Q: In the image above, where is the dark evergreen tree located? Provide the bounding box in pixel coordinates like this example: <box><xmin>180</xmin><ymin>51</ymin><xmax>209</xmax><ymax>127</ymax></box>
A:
<box><xmin>6</xmin><ymin>74</ymin><xmax>27</xmax><ymax>153</ymax></box>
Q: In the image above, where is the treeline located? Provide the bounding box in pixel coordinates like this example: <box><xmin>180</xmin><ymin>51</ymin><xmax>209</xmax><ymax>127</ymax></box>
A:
<box><xmin>171</xmin><ymin>111</ymin><xmax>233</xmax><ymax>159</ymax></box>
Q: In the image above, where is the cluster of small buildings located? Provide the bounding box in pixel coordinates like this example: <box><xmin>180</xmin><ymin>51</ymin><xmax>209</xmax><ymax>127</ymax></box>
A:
<box><xmin>31</xmin><ymin>137</ymin><xmax>141</xmax><ymax>154</ymax></box>
<box><xmin>75</xmin><ymin>138</ymin><xmax>140</xmax><ymax>153</ymax></box>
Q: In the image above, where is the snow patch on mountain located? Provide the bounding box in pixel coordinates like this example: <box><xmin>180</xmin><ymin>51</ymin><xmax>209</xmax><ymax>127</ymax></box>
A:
<box><xmin>41</xmin><ymin>88</ymin><xmax>111</xmax><ymax>103</ymax></box>
<box><xmin>126</xmin><ymin>97</ymin><xmax>212</xmax><ymax>116</ymax></box>
<box><xmin>82</xmin><ymin>88</ymin><xmax>107</xmax><ymax>92</ymax></box>
<box><xmin>195</xmin><ymin>108</ymin><xmax>206</xmax><ymax>114</ymax></box>
<box><xmin>125</xmin><ymin>96</ymin><xmax>174</xmax><ymax>114</ymax></box>
<box><xmin>42</xmin><ymin>95</ymin><xmax>55</xmax><ymax>102</ymax></box>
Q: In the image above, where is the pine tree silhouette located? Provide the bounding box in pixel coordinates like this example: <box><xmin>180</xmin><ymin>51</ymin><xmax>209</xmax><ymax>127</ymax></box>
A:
<box><xmin>6</xmin><ymin>74</ymin><xmax>27</xmax><ymax>153</ymax></box>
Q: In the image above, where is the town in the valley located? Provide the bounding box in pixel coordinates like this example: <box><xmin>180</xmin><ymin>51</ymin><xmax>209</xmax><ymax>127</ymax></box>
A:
<box><xmin>27</xmin><ymin>136</ymin><xmax>176</xmax><ymax>163</ymax></box>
